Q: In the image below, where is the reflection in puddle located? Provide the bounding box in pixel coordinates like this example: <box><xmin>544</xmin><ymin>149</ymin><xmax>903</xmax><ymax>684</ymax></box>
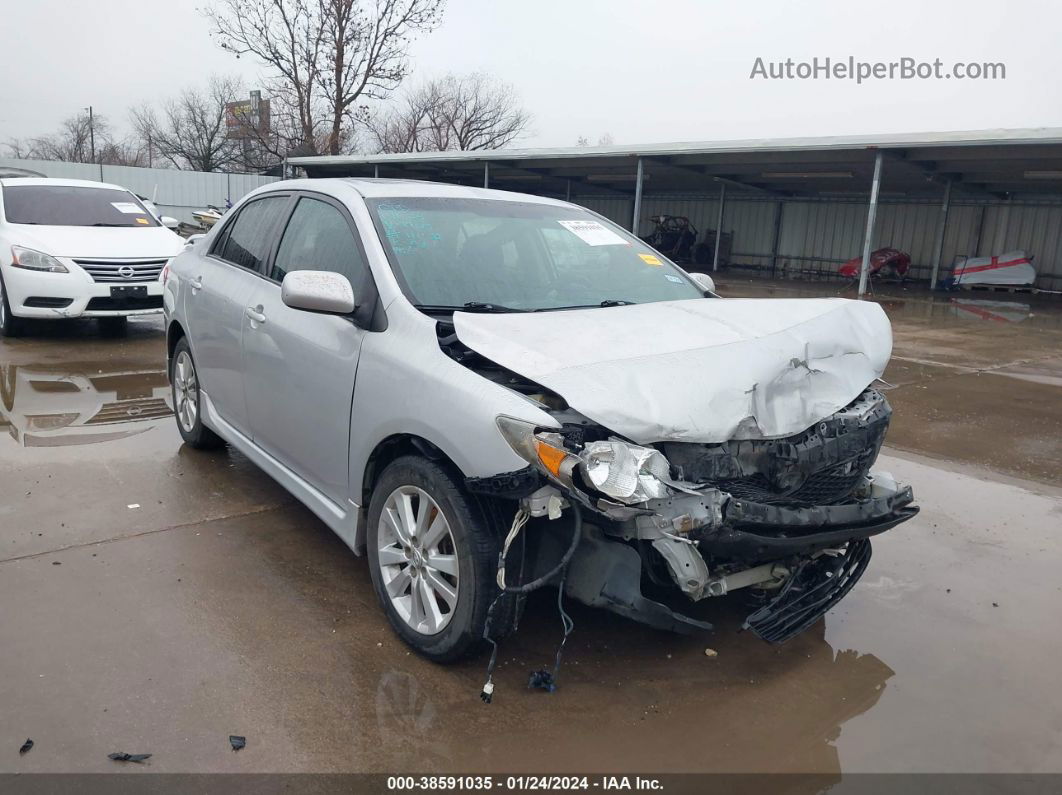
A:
<box><xmin>0</xmin><ymin>363</ymin><xmax>171</xmax><ymax>447</ymax></box>
<box><xmin>948</xmin><ymin>298</ymin><xmax>1031</xmax><ymax>324</ymax></box>
<box><xmin>879</xmin><ymin>296</ymin><xmax>1038</xmax><ymax>325</ymax></box>
<box><xmin>375</xmin><ymin>671</ymin><xmax>452</xmax><ymax>768</ymax></box>
<box><xmin>363</xmin><ymin>616</ymin><xmax>894</xmax><ymax>776</ymax></box>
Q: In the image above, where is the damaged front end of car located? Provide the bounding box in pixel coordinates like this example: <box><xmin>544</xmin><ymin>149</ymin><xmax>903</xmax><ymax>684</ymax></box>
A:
<box><xmin>442</xmin><ymin>307</ymin><xmax>918</xmax><ymax>646</ymax></box>
<box><xmin>468</xmin><ymin>385</ymin><xmax>916</xmax><ymax>645</ymax></box>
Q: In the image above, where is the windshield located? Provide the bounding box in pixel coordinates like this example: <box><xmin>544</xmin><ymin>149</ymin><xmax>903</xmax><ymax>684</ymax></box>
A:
<box><xmin>366</xmin><ymin>197</ymin><xmax>703</xmax><ymax>311</ymax></box>
<box><xmin>1</xmin><ymin>185</ymin><xmax>159</xmax><ymax>227</ymax></box>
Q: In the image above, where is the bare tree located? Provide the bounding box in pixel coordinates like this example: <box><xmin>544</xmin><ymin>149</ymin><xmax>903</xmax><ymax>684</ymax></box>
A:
<box><xmin>576</xmin><ymin>132</ymin><xmax>614</xmax><ymax>147</ymax></box>
<box><xmin>206</xmin><ymin>0</ymin><xmax>445</xmax><ymax>157</ymax></box>
<box><xmin>5</xmin><ymin>111</ymin><xmax>154</xmax><ymax>166</ymax></box>
<box><xmin>97</xmin><ymin>139</ymin><xmax>153</xmax><ymax>167</ymax></box>
<box><xmin>132</xmin><ymin>76</ymin><xmax>246</xmax><ymax>172</ymax></box>
<box><xmin>363</xmin><ymin>72</ymin><xmax>531</xmax><ymax>153</ymax></box>
<box><xmin>7</xmin><ymin>112</ymin><xmax>109</xmax><ymax>162</ymax></box>
<box><xmin>3</xmin><ymin>139</ymin><xmax>35</xmax><ymax>159</ymax></box>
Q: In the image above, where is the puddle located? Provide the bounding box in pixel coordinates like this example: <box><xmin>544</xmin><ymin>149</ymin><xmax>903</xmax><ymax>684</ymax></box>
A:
<box><xmin>1</xmin><ymin>362</ymin><xmax>171</xmax><ymax>448</ymax></box>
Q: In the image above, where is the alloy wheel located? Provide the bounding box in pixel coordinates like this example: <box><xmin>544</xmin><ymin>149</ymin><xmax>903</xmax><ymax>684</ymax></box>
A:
<box><xmin>377</xmin><ymin>486</ymin><xmax>460</xmax><ymax>635</ymax></box>
<box><xmin>173</xmin><ymin>350</ymin><xmax>199</xmax><ymax>433</ymax></box>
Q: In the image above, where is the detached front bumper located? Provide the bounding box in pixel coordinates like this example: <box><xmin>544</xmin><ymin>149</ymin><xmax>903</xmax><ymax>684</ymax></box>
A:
<box><xmin>604</xmin><ymin>469</ymin><xmax>917</xmax><ymax>597</ymax></box>
<box><xmin>631</xmin><ymin>471</ymin><xmax>917</xmax><ymax>563</ymax></box>
<box><xmin>569</xmin><ymin>472</ymin><xmax>916</xmax><ymax>643</ymax></box>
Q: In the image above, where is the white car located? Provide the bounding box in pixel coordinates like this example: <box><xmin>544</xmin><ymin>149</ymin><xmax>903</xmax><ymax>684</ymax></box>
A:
<box><xmin>0</xmin><ymin>177</ymin><xmax>186</xmax><ymax>336</ymax></box>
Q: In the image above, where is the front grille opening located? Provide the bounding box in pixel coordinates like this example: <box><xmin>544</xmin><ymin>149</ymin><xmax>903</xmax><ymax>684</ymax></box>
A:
<box><xmin>24</xmin><ymin>297</ymin><xmax>73</xmax><ymax>309</ymax></box>
<box><xmin>86</xmin><ymin>296</ymin><xmax>163</xmax><ymax>311</ymax></box>
<box><xmin>662</xmin><ymin>387</ymin><xmax>891</xmax><ymax>508</ymax></box>
<box><xmin>74</xmin><ymin>259</ymin><xmax>167</xmax><ymax>283</ymax></box>
<box><xmin>717</xmin><ymin>448</ymin><xmax>878</xmax><ymax>506</ymax></box>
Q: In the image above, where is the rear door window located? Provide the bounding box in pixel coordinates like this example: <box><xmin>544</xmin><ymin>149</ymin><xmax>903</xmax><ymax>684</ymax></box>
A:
<box><xmin>213</xmin><ymin>197</ymin><xmax>289</xmax><ymax>272</ymax></box>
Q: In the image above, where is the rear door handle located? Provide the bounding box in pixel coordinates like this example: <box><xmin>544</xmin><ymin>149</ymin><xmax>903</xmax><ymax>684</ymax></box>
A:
<box><xmin>245</xmin><ymin>305</ymin><xmax>267</xmax><ymax>325</ymax></box>
<box><xmin>190</xmin><ymin>276</ymin><xmax>203</xmax><ymax>294</ymax></box>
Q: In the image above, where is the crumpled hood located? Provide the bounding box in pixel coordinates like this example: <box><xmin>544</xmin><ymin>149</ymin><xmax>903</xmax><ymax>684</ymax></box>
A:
<box><xmin>12</xmin><ymin>225</ymin><xmax>185</xmax><ymax>259</ymax></box>
<box><xmin>453</xmin><ymin>298</ymin><xmax>892</xmax><ymax>444</ymax></box>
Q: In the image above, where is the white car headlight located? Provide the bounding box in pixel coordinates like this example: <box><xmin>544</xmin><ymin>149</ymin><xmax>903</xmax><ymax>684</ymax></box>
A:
<box><xmin>579</xmin><ymin>439</ymin><xmax>674</xmax><ymax>504</ymax></box>
<box><xmin>497</xmin><ymin>415</ymin><xmax>677</xmax><ymax>505</ymax></box>
<box><xmin>10</xmin><ymin>246</ymin><xmax>68</xmax><ymax>273</ymax></box>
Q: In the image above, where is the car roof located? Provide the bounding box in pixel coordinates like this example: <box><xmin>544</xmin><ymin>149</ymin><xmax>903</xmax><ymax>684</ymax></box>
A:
<box><xmin>258</xmin><ymin>177</ymin><xmax>573</xmax><ymax>207</ymax></box>
<box><xmin>0</xmin><ymin>176</ymin><xmax>132</xmax><ymax>191</ymax></box>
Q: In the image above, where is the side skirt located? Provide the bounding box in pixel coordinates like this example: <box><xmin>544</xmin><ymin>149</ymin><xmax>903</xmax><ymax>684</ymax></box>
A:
<box><xmin>199</xmin><ymin>390</ymin><xmax>360</xmax><ymax>554</ymax></box>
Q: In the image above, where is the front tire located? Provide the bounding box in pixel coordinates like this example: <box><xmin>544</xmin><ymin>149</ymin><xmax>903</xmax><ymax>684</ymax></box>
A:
<box><xmin>170</xmin><ymin>337</ymin><xmax>224</xmax><ymax>450</ymax></box>
<box><xmin>367</xmin><ymin>456</ymin><xmax>504</xmax><ymax>662</ymax></box>
<box><xmin>0</xmin><ymin>272</ymin><xmax>24</xmax><ymax>338</ymax></box>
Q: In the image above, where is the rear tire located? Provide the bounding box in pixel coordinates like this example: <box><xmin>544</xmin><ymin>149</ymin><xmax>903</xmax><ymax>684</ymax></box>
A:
<box><xmin>0</xmin><ymin>272</ymin><xmax>24</xmax><ymax>338</ymax></box>
<box><xmin>170</xmin><ymin>337</ymin><xmax>225</xmax><ymax>450</ymax></box>
<box><xmin>367</xmin><ymin>455</ymin><xmax>510</xmax><ymax>663</ymax></box>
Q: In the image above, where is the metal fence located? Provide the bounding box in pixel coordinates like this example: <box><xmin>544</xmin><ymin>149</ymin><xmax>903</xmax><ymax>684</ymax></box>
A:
<box><xmin>5</xmin><ymin>156</ymin><xmax>1061</xmax><ymax>290</ymax></box>
<box><xmin>0</xmin><ymin>157</ymin><xmax>278</xmax><ymax>224</ymax></box>
<box><xmin>578</xmin><ymin>193</ymin><xmax>1062</xmax><ymax>291</ymax></box>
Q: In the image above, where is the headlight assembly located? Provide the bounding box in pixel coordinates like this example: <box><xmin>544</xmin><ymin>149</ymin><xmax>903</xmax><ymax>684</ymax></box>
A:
<box><xmin>496</xmin><ymin>415</ymin><xmax>680</xmax><ymax>505</ymax></box>
<box><xmin>10</xmin><ymin>246</ymin><xmax>68</xmax><ymax>273</ymax></box>
<box><xmin>579</xmin><ymin>439</ymin><xmax>675</xmax><ymax>504</ymax></box>
<box><xmin>495</xmin><ymin>416</ymin><xmax>580</xmax><ymax>489</ymax></box>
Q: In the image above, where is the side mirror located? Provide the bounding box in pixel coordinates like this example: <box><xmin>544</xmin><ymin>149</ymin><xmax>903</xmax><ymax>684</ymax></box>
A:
<box><xmin>184</xmin><ymin>234</ymin><xmax>205</xmax><ymax>247</ymax></box>
<box><xmin>689</xmin><ymin>272</ymin><xmax>716</xmax><ymax>295</ymax></box>
<box><xmin>160</xmin><ymin>216</ymin><xmax>180</xmax><ymax>230</ymax></box>
<box><xmin>281</xmin><ymin>270</ymin><xmax>356</xmax><ymax>315</ymax></box>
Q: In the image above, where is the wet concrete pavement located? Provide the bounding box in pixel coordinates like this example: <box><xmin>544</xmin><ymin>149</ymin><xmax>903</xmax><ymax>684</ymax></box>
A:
<box><xmin>2</xmin><ymin>296</ymin><xmax>1062</xmax><ymax>775</ymax></box>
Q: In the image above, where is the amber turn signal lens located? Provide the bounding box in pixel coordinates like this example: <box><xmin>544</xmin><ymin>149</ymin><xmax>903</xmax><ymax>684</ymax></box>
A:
<box><xmin>534</xmin><ymin>439</ymin><xmax>569</xmax><ymax>477</ymax></box>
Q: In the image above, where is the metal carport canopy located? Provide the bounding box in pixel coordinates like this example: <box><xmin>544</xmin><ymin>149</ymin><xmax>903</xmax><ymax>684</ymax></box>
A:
<box><xmin>290</xmin><ymin>128</ymin><xmax>1062</xmax><ymax>200</ymax></box>
<box><xmin>291</xmin><ymin>128</ymin><xmax>1062</xmax><ymax>296</ymax></box>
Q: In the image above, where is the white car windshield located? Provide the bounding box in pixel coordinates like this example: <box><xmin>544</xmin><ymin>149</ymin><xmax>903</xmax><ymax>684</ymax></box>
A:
<box><xmin>366</xmin><ymin>197</ymin><xmax>704</xmax><ymax>311</ymax></box>
<box><xmin>2</xmin><ymin>185</ymin><xmax>159</xmax><ymax>227</ymax></box>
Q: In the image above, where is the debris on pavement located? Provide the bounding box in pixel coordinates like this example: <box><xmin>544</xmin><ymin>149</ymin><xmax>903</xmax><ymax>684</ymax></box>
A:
<box><xmin>527</xmin><ymin>670</ymin><xmax>557</xmax><ymax>693</ymax></box>
<box><xmin>108</xmin><ymin>752</ymin><xmax>151</xmax><ymax>763</ymax></box>
<box><xmin>19</xmin><ymin>739</ymin><xmax>33</xmax><ymax>755</ymax></box>
<box><xmin>704</xmin><ymin>648</ymin><xmax>719</xmax><ymax>658</ymax></box>
<box><xmin>229</xmin><ymin>735</ymin><xmax>246</xmax><ymax>751</ymax></box>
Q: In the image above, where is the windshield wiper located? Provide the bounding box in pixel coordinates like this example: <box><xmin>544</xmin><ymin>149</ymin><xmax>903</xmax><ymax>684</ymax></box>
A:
<box><xmin>534</xmin><ymin>299</ymin><xmax>637</xmax><ymax>312</ymax></box>
<box><xmin>90</xmin><ymin>222</ymin><xmax>130</xmax><ymax>227</ymax></box>
<box><xmin>412</xmin><ymin>301</ymin><xmax>527</xmax><ymax>314</ymax></box>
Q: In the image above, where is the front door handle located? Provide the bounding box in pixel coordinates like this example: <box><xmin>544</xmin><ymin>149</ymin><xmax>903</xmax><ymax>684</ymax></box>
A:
<box><xmin>190</xmin><ymin>276</ymin><xmax>203</xmax><ymax>294</ymax></box>
<box><xmin>245</xmin><ymin>305</ymin><xmax>267</xmax><ymax>325</ymax></box>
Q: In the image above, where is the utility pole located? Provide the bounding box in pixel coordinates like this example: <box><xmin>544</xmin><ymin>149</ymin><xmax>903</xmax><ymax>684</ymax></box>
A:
<box><xmin>85</xmin><ymin>105</ymin><xmax>96</xmax><ymax>163</ymax></box>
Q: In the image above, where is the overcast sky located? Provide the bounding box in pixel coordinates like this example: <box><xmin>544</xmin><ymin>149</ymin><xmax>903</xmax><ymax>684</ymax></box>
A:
<box><xmin>3</xmin><ymin>0</ymin><xmax>1061</xmax><ymax>151</ymax></box>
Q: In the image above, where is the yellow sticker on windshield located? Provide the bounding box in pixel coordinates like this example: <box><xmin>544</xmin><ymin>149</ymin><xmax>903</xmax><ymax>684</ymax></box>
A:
<box><xmin>135</xmin><ymin>217</ymin><xmax>149</xmax><ymax>224</ymax></box>
<box><xmin>639</xmin><ymin>253</ymin><xmax>662</xmax><ymax>266</ymax></box>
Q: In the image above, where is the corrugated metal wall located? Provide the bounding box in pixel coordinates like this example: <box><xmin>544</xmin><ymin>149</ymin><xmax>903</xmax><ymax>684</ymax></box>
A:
<box><xmin>5</xmin><ymin>157</ymin><xmax>1060</xmax><ymax>290</ymax></box>
<box><xmin>0</xmin><ymin>157</ymin><xmax>278</xmax><ymax>223</ymax></box>
<box><xmin>577</xmin><ymin>193</ymin><xmax>1062</xmax><ymax>290</ymax></box>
